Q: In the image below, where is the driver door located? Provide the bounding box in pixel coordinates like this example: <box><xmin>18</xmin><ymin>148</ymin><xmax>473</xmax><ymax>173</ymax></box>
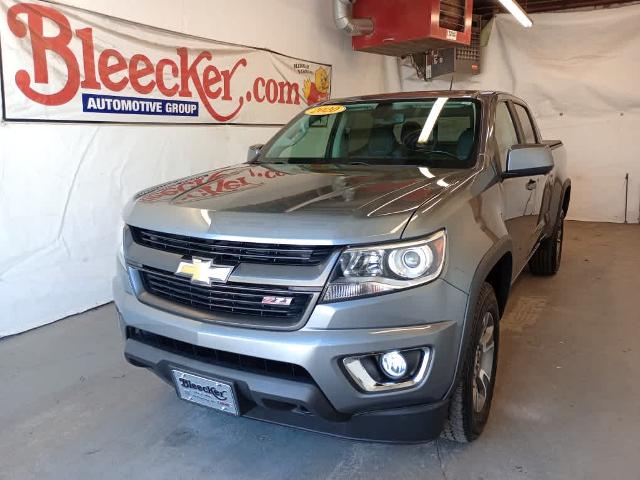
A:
<box><xmin>495</xmin><ymin>101</ymin><xmax>540</xmax><ymax>272</ymax></box>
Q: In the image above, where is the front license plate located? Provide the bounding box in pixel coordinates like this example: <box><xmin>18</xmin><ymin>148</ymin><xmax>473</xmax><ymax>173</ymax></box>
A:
<box><xmin>172</xmin><ymin>370</ymin><xmax>239</xmax><ymax>415</ymax></box>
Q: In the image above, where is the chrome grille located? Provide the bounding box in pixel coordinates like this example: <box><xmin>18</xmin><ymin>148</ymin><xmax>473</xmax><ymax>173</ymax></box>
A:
<box><xmin>138</xmin><ymin>266</ymin><xmax>311</xmax><ymax>326</ymax></box>
<box><xmin>130</xmin><ymin>226</ymin><xmax>333</xmax><ymax>266</ymax></box>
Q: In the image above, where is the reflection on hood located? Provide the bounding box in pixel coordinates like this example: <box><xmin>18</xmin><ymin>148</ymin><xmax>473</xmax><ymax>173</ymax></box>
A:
<box><xmin>137</xmin><ymin>163</ymin><xmax>471</xmax><ymax>218</ymax></box>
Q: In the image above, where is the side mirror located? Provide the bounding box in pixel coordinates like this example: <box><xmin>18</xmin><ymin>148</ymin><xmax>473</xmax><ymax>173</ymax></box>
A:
<box><xmin>247</xmin><ymin>144</ymin><xmax>264</xmax><ymax>163</ymax></box>
<box><xmin>503</xmin><ymin>145</ymin><xmax>554</xmax><ymax>178</ymax></box>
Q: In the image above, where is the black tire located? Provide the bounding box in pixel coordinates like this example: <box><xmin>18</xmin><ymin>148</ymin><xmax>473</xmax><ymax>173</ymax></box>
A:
<box><xmin>529</xmin><ymin>212</ymin><xmax>565</xmax><ymax>276</ymax></box>
<box><xmin>441</xmin><ymin>283</ymin><xmax>500</xmax><ymax>443</ymax></box>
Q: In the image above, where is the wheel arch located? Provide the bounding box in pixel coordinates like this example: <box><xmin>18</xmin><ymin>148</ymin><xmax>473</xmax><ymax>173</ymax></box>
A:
<box><xmin>443</xmin><ymin>236</ymin><xmax>513</xmax><ymax>400</ymax></box>
<box><xmin>484</xmin><ymin>252</ymin><xmax>513</xmax><ymax>316</ymax></box>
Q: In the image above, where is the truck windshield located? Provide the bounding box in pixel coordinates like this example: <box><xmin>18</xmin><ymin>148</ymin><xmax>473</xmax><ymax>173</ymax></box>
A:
<box><xmin>260</xmin><ymin>98</ymin><xmax>479</xmax><ymax>168</ymax></box>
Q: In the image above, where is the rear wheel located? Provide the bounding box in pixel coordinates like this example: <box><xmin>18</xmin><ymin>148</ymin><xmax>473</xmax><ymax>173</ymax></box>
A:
<box><xmin>441</xmin><ymin>283</ymin><xmax>499</xmax><ymax>443</ymax></box>
<box><xmin>529</xmin><ymin>212</ymin><xmax>564</xmax><ymax>275</ymax></box>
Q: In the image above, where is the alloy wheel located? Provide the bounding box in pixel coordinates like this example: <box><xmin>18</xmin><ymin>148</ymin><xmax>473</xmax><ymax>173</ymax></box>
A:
<box><xmin>472</xmin><ymin>311</ymin><xmax>495</xmax><ymax>413</ymax></box>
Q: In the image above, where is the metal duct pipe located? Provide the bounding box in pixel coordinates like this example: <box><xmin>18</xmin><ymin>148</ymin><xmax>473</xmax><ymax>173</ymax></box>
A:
<box><xmin>333</xmin><ymin>0</ymin><xmax>373</xmax><ymax>36</ymax></box>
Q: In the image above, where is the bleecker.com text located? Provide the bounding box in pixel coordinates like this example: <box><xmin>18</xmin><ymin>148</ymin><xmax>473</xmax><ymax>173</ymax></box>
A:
<box><xmin>7</xmin><ymin>3</ymin><xmax>303</xmax><ymax>121</ymax></box>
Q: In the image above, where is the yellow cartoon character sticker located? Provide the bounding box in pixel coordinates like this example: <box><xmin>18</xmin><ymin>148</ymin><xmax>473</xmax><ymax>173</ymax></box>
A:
<box><xmin>303</xmin><ymin>66</ymin><xmax>330</xmax><ymax>104</ymax></box>
<box><xmin>305</xmin><ymin>105</ymin><xmax>346</xmax><ymax>116</ymax></box>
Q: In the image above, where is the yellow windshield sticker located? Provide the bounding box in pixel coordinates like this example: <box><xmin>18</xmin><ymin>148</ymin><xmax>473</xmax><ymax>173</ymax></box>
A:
<box><xmin>305</xmin><ymin>105</ymin><xmax>346</xmax><ymax>116</ymax></box>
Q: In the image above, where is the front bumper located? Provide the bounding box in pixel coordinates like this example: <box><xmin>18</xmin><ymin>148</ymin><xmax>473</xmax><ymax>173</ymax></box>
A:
<box><xmin>114</xmin><ymin>263</ymin><xmax>468</xmax><ymax>442</ymax></box>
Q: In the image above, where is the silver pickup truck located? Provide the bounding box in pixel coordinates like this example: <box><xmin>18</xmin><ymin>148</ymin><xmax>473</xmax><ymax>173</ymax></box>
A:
<box><xmin>114</xmin><ymin>91</ymin><xmax>570</xmax><ymax>443</ymax></box>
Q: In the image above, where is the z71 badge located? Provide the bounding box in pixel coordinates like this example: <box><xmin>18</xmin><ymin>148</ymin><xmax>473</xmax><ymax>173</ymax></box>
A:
<box><xmin>261</xmin><ymin>296</ymin><xmax>293</xmax><ymax>306</ymax></box>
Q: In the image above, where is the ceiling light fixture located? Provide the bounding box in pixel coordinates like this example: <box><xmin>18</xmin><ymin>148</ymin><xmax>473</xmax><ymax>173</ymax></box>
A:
<box><xmin>497</xmin><ymin>0</ymin><xmax>533</xmax><ymax>28</ymax></box>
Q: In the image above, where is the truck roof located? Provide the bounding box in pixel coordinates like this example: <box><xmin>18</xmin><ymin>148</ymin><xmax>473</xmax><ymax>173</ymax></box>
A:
<box><xmin>326</xmin><ymin>90</ymin><xmax>501</xmax><ymax>104</ymax></box>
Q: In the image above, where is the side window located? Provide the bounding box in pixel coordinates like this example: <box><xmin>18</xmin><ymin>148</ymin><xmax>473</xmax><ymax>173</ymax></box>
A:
<box><xmin>494</xmin><ymin>102</ymin><xmax>519</xmax><ymax>171</ymax></box>
<box><xmin>514</xmin><ymin>104</ymin><xmax>537</xmax><ymax>144</ymax></box>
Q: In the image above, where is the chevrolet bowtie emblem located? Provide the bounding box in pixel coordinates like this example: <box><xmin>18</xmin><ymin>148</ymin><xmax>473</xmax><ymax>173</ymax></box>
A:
<box><xmin>175</xmin><ymin>258</ymin><xmax>233</xmax><ymax>286</ymax></box>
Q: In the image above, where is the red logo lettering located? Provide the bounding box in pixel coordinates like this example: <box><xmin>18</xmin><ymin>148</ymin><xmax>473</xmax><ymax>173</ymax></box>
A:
<box><xmin>7</xmin><ymin>3</ymin><xmax>80</xmax><ymax>105</ymax></box>
<box><xmin>6</xmin><ymin>3</ymin><xmax>305</xmax><ymax>121</ymax></box>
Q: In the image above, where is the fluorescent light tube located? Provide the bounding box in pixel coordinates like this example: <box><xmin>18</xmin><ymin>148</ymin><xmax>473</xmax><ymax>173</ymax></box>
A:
<box><xmin>498</xmin><ymin>0</ymin><xmax>533</xmax><ymax>28</ymax></box>
<box><xmin>418</xmin><ymin>97</ymin><xmax>448</xmax><ymax>144</ymax></box>
<box><xmin>419</xmin><ymin>167</ymin><xmax>435</xmax><ymax>178</ymax></box>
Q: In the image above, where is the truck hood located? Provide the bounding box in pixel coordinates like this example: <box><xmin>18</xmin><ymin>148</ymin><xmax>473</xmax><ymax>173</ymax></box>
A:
<box><xmin>124</xmin><ymin>163</ymin><xmax>473</xmax><ymax>245</ymax></box>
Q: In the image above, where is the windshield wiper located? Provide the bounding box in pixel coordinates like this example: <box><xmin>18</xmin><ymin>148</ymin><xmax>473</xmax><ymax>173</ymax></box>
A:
<box><xmin>416</xmin><ymin>150</ymin><xmax>460</xmax><ymax>161</ymax></box>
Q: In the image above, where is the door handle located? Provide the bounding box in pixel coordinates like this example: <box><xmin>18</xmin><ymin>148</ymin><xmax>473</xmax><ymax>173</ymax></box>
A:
<box><xmin>526</xmin><ymin>179</ymin><xmax>537</xmax><ymax>190</ymax></box>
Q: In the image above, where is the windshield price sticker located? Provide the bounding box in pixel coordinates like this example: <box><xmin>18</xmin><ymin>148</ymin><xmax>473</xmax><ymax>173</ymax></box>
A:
<box><xmin>305</xmin><ymin>105</ymin><xmax>346</xmax><ymax>116</ymax></box>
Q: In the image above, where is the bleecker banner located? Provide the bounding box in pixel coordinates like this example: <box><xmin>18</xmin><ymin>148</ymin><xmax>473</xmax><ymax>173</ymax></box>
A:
<box><xmin>0</xmin><ymin>0</ymin><xmax>332</xmax><ymax>124</ymax></box>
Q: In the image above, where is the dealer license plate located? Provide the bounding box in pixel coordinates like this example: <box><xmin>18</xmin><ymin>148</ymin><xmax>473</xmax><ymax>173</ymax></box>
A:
<box><xmin>172</xmin><ymin>370</ymin><xmax>239</xmax><ymax>415</ymax></box>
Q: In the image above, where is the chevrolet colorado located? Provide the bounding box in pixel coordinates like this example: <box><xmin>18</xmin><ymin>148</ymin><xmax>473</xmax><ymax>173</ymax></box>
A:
<box><xmin>114</xmin><ymin>91</ymin><xmax>571</xmax><ymax>442</ymax></box>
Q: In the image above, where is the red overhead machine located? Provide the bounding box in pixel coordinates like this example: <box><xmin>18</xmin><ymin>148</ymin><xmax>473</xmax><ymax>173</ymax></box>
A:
<box><xmin>351</xmin><ymin>0</ymin><xmax>473</xmax><ymax>56</ymax></box>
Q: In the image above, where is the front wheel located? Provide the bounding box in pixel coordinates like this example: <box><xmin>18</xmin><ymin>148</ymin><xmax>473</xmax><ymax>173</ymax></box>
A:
<box><xmin>441</xmin><ymin>282</ymin><xmax>499</xmax><ymax>443</ymax></box>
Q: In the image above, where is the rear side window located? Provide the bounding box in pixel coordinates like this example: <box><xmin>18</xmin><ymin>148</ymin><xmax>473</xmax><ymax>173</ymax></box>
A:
<box><xmin>494</xmin><ymin>102</ymin><xmax>519</xmax><ymax>171</ymax></box>
<box><xmin>514</xmin><ymin>104</ymin><xmax>537</xmax><ymax>144</ymax></box>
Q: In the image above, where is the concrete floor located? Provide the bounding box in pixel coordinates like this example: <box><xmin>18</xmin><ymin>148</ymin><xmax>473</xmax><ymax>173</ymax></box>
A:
<box><xmin>1</xmin><ymin>221</ymin><xmax>639</xmax><ymax>480</ymax></box>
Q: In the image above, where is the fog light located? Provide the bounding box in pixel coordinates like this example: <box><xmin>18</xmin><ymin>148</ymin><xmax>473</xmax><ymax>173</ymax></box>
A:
<box><xmin>343</xmin><ymin>347</ymin><xmax>430</xmax><ymax>393</ymax></box>
<box><xmin>379</xmin><ymin>351</ymin><xmax>407</xmax><ymax>379</ymax></box>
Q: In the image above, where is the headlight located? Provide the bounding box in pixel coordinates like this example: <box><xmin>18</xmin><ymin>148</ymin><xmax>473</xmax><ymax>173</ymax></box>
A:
<box><xmin>322</xmin><ymin>230</ymin><xmax>446</xmax><ymax>302</ymax></box>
